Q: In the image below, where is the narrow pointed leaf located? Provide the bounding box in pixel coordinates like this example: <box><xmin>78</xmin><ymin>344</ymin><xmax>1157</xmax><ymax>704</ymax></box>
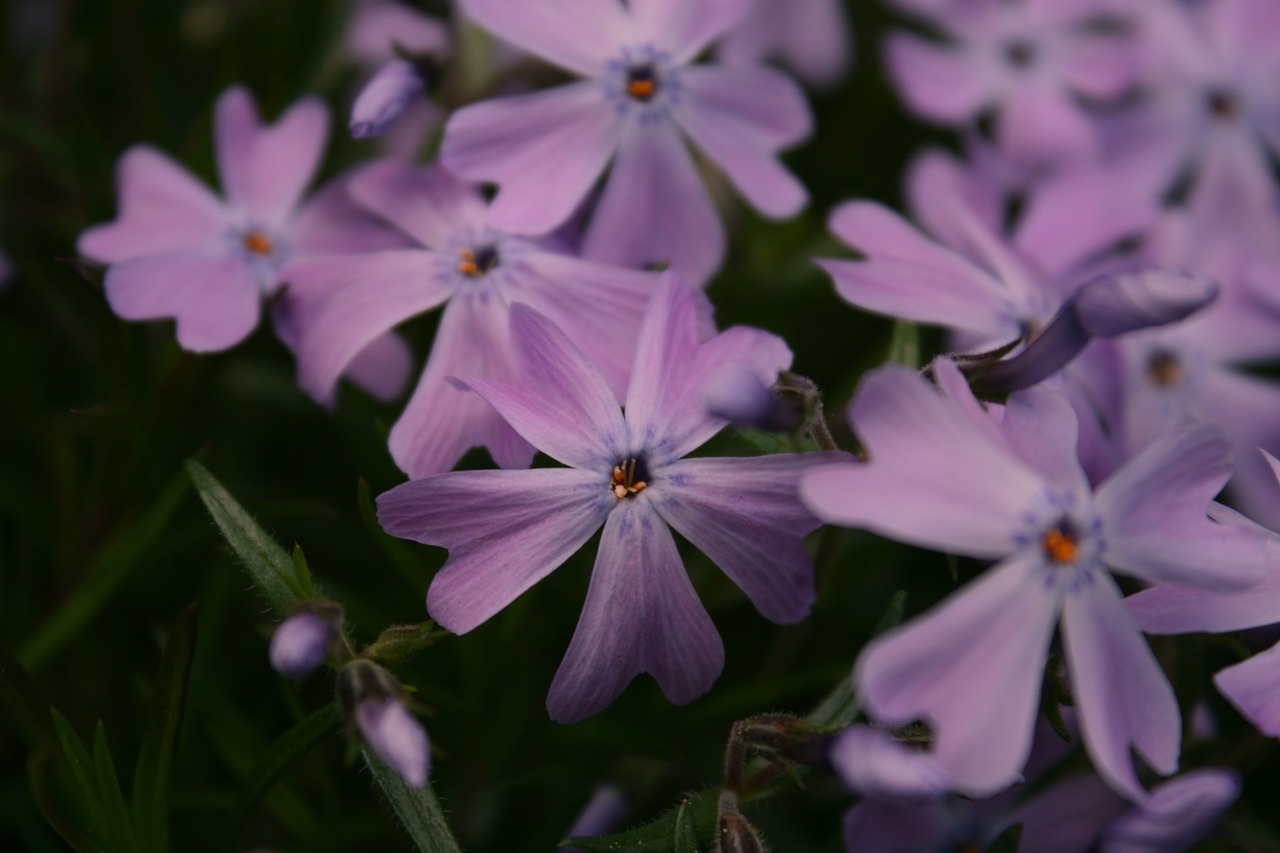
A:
<box><xmin>27</xmin><ymin>747</ymin><xmax>104</xmax><ymax>853</ymax></box>
<box><xmin>92</xmin><ymin>723</ymin><xmax>138</xmax><ymax>852</ymax></box>
<box><xmin>131</xmin><ymin>603</ymin><xmax>198</xmax><ymax>853</ymax></box>
<box><xmin>229</xmin><ymin>701</ymin><xmax>343</xmax><ymax>847</ymax></box>
<box><xmin>186</xmin><ymin>460</ymin><xmax>296</xmax><ymax>614</ymax></box>
<box><xmin>50</xmin><ymin>709</ymin><xmax>104</xmax><ymax>842</ymax></box>
<box><xmin>0</xmin><ymin>641</ymin><xmax>57</xmax><ymax>748</ymax></box>
<box><xmin>363</xmin><ymin>746</ymin><xmax>463</xmax><ymax>853</ymax></box>
<box><xmin>291</xmin><ymin>545</ymin><xmax>315</xmax><ymax>598</ymax></box>
<box><xmin>887</xmin><ymin>320</ymin><xmax>920</xmax><ymax>367</ymax></box>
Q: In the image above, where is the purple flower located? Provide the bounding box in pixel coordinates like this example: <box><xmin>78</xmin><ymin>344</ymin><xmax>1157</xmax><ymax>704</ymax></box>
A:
<box><xmin>440</xmin><ymin>0</ymin><xmax>812</xmax><ymax>286</ymax></box>
<box><xmin>801</xmin><ymin>359</ymin><xmax>1270</xmax><ymax>799</ymax></box>
<box><xmin>268</xmin><ymin>612</ymin><xmax>331</xmax><ymax>680</ymax></box>
<box><xmin>1098</xmin><ymin>769</ymin><xmax>1240</xmax><ymax>853</ymax></box>
<box><xmin>351</xmin><ymin>59</ymin><xmax>427</xmax><ymax>139</ymax></box>
<box><xmin>830</xmin><ymin>726</ymin><xmax>952</xmax><ymax>802</ymax></box>
<box><xmin>78</xmin><ymin>87</ymin><xmax>413</xmax><ymax>399</ymax></box>
<box><xmin>717</xmin><ymin>0</ymin><xmax>852</xmax><ymax>88</ymax></box>
<box><xmin>885</xmin><ymin>0</ymin><xmax>1140</xmax><ymax>173</ymax></box>
<box><xmin>378</xmin><ymin>277</ymin><xmax>841</xmax><ymax>721</ymax></box>
<box><xmin>284</xmin><ymin>159</ymin><xmax>661</xmax><ymax>477</ymax></box>
<box><xmin>357</xmin><ymin>699</ymin><xmax>430</xmax><ymax>788</ymax></box>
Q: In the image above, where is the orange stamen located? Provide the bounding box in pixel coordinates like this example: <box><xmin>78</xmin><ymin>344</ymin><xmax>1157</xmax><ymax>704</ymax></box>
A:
<box><xmin>243</xmin><ymin>231</ymin><xmax>272</xmax><ymax>256</ymax></box>
<box><xmin>458</xmin><ymin>249</ymin><xmax>480</xmax><ymax>278</ymax></box>
<box><xmin>610</xmin><ymin>459</ymin><xmax>647</xmax><ymax>499</ymax></box>
<box><xmin>1042</xmin><ymin>528</ymin><xmax>1078</xmax><ymax>564</ymax></box>
<box><xmin>627</xmin><ymin>79</ymin><xmax>656</xmax><ymax>100</ymax></box>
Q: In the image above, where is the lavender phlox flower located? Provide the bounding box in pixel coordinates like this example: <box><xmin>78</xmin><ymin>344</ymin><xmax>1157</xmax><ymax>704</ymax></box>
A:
<box><xmin>77</xmin><ymin>86</ymin><xmax>413</xmax><ymax>400</ymax></box>
<box><xmin>284</xmin><ymin>159</ymin><xmax>661</xmax><ymax>477</ymax></box>
<box><xmin>971</xmin><ymin>269</ymin><xmax>1217</xmax><ymax>394</ymax></box>
<box><xmin>1097</xmin><ymin>0</ymin><xmax>1280</xmax><ymax>212</ymax></box>
<box><xmin>378</xmin><ymin>276</ymin><xmax>843</xmax><ymax>721</ymax></box>
<box><xmin>717</xmin><ymin>0</ymin><xmax>852</xmax><ymax>88</ymax></box>
<box><xmin>268</xmin><ymin>612</ymin><xmax>332</xmax><ymax>680</ymax></box>
<box><xmin>885</xmin><ymin>0</ymin><xmax>1141</xmax><ymax>174</ymax></box>
<box><xmin>351</xmin><ymin>59</ymin><xmax>428</xmax><ymax>139</ymax></box>
<box><xmin>338</xmin><ymin>660</ymin><xmax>430</xmax><ymax>788</ymax></box>
<box><xmin>441</xmin><ymin>0</ymin><xmax>812</xmax><ymax>286</ymax></box>
<box><xmin>801</xmin><ymin>359</ymin><xmax>1271</xmax><ymax>800</ymax></box>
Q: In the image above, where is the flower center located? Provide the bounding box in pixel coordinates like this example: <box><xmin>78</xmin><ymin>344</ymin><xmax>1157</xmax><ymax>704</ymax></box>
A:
<box><xmin>1206</xmin><ymin>88</ymin><xmax>1239</xmax><ymax>121</ymax></box>
<box><xmin>243</xmin><ymin>230</ymin><xmax>273</xmax><ymax>256</ymax></box>
<box><xmin>1003</xmin><ymin>40</ymin><xmax>1036</xmax><ymax>69</ymax></box>
<box><xmin>458</xmin><ymin>245</ymin><xmax>499</xmax><ymax>278</ymax></box>
<box><xmin>626</xmin><ymin>65</ymin><xmax>658</xmax><ymax>101</ymax></box>
<box><xmin>1146</xmin><ymin>349</ymin><xmax>1182</xmax><ymax>387</ymax></box>
<box><xmin>610</xmin><ymin>457</ymin><xmax>649</xmax><ymax>500</ymax></box>
<box><xmin>1042</xmin><ymin>525</ymin><xmax>1078</xmax><ymax>564</ymax></box>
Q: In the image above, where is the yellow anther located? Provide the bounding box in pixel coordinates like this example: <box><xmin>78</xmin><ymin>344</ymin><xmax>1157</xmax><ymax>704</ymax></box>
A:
<box><xmin>610</xmin><ymin>459</ymin><xmax>647</xmax><ymax>500</ymax></box>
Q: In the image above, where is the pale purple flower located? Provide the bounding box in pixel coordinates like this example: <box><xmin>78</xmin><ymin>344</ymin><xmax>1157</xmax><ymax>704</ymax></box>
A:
<box><xmin>1098</xmin><ymin>769</ymin><xmax>1240</xmax><ymax>853</ymax></box>
<box><xmin>357</xmin><ymin>699</ymin><xmax>430</xmax><ymax>788</ymax></box>
<box><xmin>284</xmin><ymin>159</ymin><xmax>660</xmax><ymax>477</ymax></box>
<box><xmin>351</xmin><ymin>59</ymin><xmax>428</xmax><ymax>139</ymax></box>
<box><xmin>440</xmin><ymin>0</ymin><xmax>812</xmax><ymax>286</ymax></box>
<box><xmin>77</xmin><ymin>87</ymin><xmax>413</xmax><ymax>400</ymax></box>
<box><xmin>801</xmin><ymin>359</ymin><xmax>1270</xmax><ymax>799</ymax></box>
<box><xmin>268</xmin><ymin>612</ymin><xmax>331</xmax><ymax>680</ymax></box>
<box><xmin>717</xmin><ymin>0</ymin><xmax>852</xmax><ymax>88</ymax></box>
<box><xmin>885</xmin><ymin>0</ymin><xmax>1140</xmax><ymax>173</ymax></box>
<box><xmin>378</xmin><ymin>277</ymin><xmax>841</xmax><ymax>721</ymax></box>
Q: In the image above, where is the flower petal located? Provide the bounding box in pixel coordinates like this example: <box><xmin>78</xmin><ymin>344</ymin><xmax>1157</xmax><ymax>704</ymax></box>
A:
<box><xmin>442</xmin><ymin>82</ymin><xmax>619</xmax><ymax>235</ymax></box>
<box><xmin>463</xmin><ymin>0</ymin><xmax>630</xmax><ymax>77</ymax></box>
<box><xmin>630</xmin><ymin>0</ymin><xmax>749</xmax><ymax>62</ymax></box>
<box><xmin>379</xmin><ymin>467</ymin><xmax>611</xmax><ymax>633</ymax></box>
<box><xmin>855</xmin><ymin>554</ymin><xmax>1060</xmax><ymax>797</ymax></box>
<box><xmin>1096</xmin><ymin>424</ymin><xmax>1269</xmax><ymax>590</ymax></box>
<box><xmin>347</xmin><ymin>160</ymin><xmax>488</xmax><ymax>251</ymax></box>
<box><xmin>996</xmin><ymin>84</ymin><xmax>1099</xmax><ymax>171</ymax></box>
<box><xmin>581</xmin><ymin>121</ymin><xmax>725</xmax><ymax>287</ymax></box>
<box><xmin>462</xmin><ymin>302</ymin><xmax>628</xmax><ymax>470</ymax></box>
<box><xmin>341</xmin><ymin>331</ymin><xmax>413</xmax><ymax>403</ymax></box>
<box><xmin>389</xmin><ymin>293</ymin><xmax>536</xmax><ymax>477</ymax></box>
<box><xmin>104</xmin><ymin>253</ymin><xmax>260</xmax><ymax>352</ymax></box>
<box><xmin>885</xmin><ymin>33</ymin><xmax>991</xmax><ymax>123</ymax></box>
<box><xmin>829</xmin><ymin>726</ymin><xmax>953</xmax><ymax>800</ymax></box>
<box><xmin>1062</xmin><ymin>573</ymin><xmax>1180</xmax><ymax>802</ymax></box>
<box><xmin>285</xmin><ymin>250</ymin><xmax>454</xmax><ymax>405</ymax></box>
<box><xmin>673</xmin><ymin>65</ymin><xmax>810</xmax><ymax>218</ymax></box>
<box><xmin>1215</xmin><ymin>643</ymin><xmax>1280</xmax><ymax>737</ymax></box>
<box><xmin>802</xmin><ymin>365</ymin><xmax>1046</xmax><ymax>559</ymax></box>
<box><xmin>214</xmin><ymin>87</ymin><xmax>329</xmax><ymax>226</ymax></box>
<box><xmin>547</xmin><ymin>501</ymin><xmax>724</xmax><ymax>722</ymax></box>
<box><xmin>1099</xmin><ymin>768</ymin><xmax>1241</xmax><ymax>851</ymax></box>
<box><xmin>77</xmin><ymin>146</ymin><xmax>226</xmax><ymax>262</ymax></box>
<box><xmin>654</xmin><ymin>454</ymin><xmax>840</xmax><ymax>624</ymax></box>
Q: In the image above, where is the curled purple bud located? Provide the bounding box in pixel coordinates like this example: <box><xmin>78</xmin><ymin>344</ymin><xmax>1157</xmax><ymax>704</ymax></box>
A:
<box><xmin>350</xmin><ymin>59</ymin><xmax>425</xmax><ymax>139</ymax></box>
<box><xmin>268</xmin><ymin>612</ymin><xmax>331</xmax><ymax>680</ymax></box>
<box><xmin>356</xmin><ymin>698</ymin><xmax>430</xmax><ymax>788</ymax></box>
<box><xmin>705</xmin><ymin>365</ymin><xmax>800</xmax><ymax>432</ymax></box>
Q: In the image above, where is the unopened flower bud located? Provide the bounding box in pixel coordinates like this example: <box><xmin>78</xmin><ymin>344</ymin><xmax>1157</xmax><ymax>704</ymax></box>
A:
<box><xmin>351</xmin><ymin>59</ymin><xmax>426</xmax><ymax>138</ymax></box>
<box><xmin>338</xmin><ymin>660</ymin><xmax>430</xmax><ymax>788</ymax></box>
<box><xmin>269</xmin><ymin>612</ymin><xmax>331</xmax><ymax>680</ymax></box>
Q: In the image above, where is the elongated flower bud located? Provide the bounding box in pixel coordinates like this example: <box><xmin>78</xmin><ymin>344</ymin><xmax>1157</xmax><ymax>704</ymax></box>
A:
<box><xmin>269</xmin><ymin>612</ymin><xmax>331</xmax><ymax>680</ymax></box>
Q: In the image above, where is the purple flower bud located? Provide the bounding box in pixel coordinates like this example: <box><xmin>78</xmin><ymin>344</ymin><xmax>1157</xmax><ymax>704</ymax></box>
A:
<box><xmin>350</xmin><ymin>59</ymin><xmax>425</xmax><ymax>139</ymax></box>
<box><xmin>1099</xmin><ymin>768</ymin><xmax>1240</xmax><ymax>852</ymax></box>
<box><xmin>705</xmin><ymin>365</ymin><xmax>800</xmax><ymax>432</ymax></box>
<box><xmin>356</xmin><ymin>698</ymin><xmax>430</xmax><ymax>788</ymax></box>
<box><xmin>268</xmin><ymin>612</ymin><xmax>331</xmax><ymax>680</ymax></box>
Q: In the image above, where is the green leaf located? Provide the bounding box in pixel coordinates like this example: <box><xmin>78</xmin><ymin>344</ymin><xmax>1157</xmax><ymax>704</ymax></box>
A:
<box><xmin>131</xmin><ymin>603</ymin><xmax>198</xmax><ymax>853</ymax></box>
<box><xmin>0</xmin><ymin>641</ymin><xmax>57</xmax><ymax>748</ymax></box>
<box><xmin>27</xmin><ymin>747</ymin><xmax>104</xmax><ymax>853</ymax></box>
<box><xmin>50</xmin><ymin>709</ymin><xmax>104</xmax><ymax>844</ymax></box>
<box><xmin>565</xmin><ymin>789</ymin><xmax>718</xmax><ymax>852</ymax></box>
<box><xmin>887</xmin><ymin>320</ymin><xmax>921</xmax><ymax>368</ymax></box>
<box><xmin>732</xmin><ymin>427</ymin><xmax>794</xmax><ymax>455</ymax></box>
<box><xmin>92</xmin><ymin>723</ymin><xmax>138</xmax><ymax>852</ymax></box>
<box><xmin>291</xmin><ymin>545</ymin><xmax>316</xmax><ymax>598</ymax></box>
<box><xmin>872</xmin><ymin>590</ymin><xmax>908</xmax><ymax>637</ymax></box>
<box><xmin>19</xmin><ymin>467</ymin><xmax>190</xmax><ymax>670</ymax></box>
<box><xmin>228</xmin><ymin>702</ymin><xmax>343</xmax><ymax>847</ymax></box>
<box><xmin>186</xmin><ymin>460</ymin><xmax>297</xmax><ymax>615</ymax></box>
<box><xmin>805</xmin><ymin>673</ymin><xmax>859</xmax><ymax>731</ymax></box>
<box><xmin>363</xmin><ymin>746</ymin><xmax>463</xmax><ymax>853</ymax></box>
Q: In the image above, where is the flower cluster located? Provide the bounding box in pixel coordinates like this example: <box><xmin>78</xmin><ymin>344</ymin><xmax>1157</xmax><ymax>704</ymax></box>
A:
<box><xmin>62</xmin><ymin>0</ymin><xmax>1280</xmax><ymax>848</ymax></box>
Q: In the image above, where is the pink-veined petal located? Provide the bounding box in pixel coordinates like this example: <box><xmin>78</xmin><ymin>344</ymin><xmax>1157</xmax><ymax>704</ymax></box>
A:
<box><xmin>214</xmin><ymin>87</ymin><xmax>329</xmax><ymax>226</ymax></box>
<box><xmin>347</xmin><ymin>160</ymin><xmax>488</xmax><ymax>250</ymax></box>
<box><xmin>1062</xmin><ymin>573</ymin><xmax>1180</xmax><ymax>802</ymax></box>
<box><xmin>547</xmin><ymin>501</ymin><xmax>724</xmax><ymax>722</ymax></box>
<box><xmin>856</xmin><ymin>554</ymin><xmax>1060</xmax><ymax>797</ymax></box>
<box><xmin>630</xmin><ymin>0</ymin><xmax>749</xmax><ymax>62</ymax></box>
<box><xmin>886</xmin><ymin>32</ymin><xmax>992</xmax><ymax>123</ymax></box>
<box><xmin>379</xmin><ymin>467</ymin><xmax>611</xmax><ymax>633</ymax></box>
<box><xmin>342</xmin><ymin>331</ymin><xmax>413</xmax><ymax>403</ymax></box>
<box><xmin>581</xmin><ymin>120</ymin><xmax>725</xmax><ymax>287</ymax></box>
<box><xmin>1214</xmin><ymin>643</ymin><xmax>1280</xmax><ymax>737</ymax></box>
<box><xmin>996</xmin><ymin>84</ymin><xmax>1100</xmax><ymax>171</ymax></box>
<box><xmin>77</xmin><ymin>146</ymin><xmax>226</xmax><ymax>262</ymax></box>
<box><xmin>673</xmin><ymin>65</ymin><xmax>810</xmax><ymax>218</ymax></box>
<box><xmin>654</xmin><ymin>454</ymin><xmax>842</xmax><ymax>624</ymax></box>
<box><xmin>442</xmin><ymin>82</ymin><xmax>620</xmax><ymax>235</ymax></box>
<box><xmin>463</xmin><ymin>0</ymin><xmax>630</xmax><ymax>77</ymax></box>
<box><xmin>286</xmin><ymin>173</ymin><xmax>411</xmax><ymax>255</ymax></box>
<box><xmin>104</xmin><ymin>253</ymin><xmax>260</xmax><ymax>352</ymax></box>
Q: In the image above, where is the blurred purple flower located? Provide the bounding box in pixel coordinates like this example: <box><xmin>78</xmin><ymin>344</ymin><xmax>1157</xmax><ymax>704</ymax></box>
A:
<box><xmin>718</xmin><ymin>0</ymin><xmax>852</xmax><ymax>88</ymax></box>
<box><xmin>1098</xmin><ymin>768</ymin><xmax>1240</xmax><ymax>853</ymax></box>
<box><xmin>78</xmin><ymin>87</ymin><xmax>413</xmax><ymax>400</ymax></box>
<box><xmin>885</xmin><ymin>0</ymin><xmax>1140</xmax><ymax>174</ymax></box>
<box><xmin>830</xmin><ymin>726</ymin><xmax>952</xmax><ymax>802</ymax></box>
<box><xmin>378</xmin><ymin>277</ymin><xmax>841</xmax><ymax>721</ymax></box>
<box><xmin>801</xmin><ymin>359</ymin><xmax>1270</xmax><ymax>799</ymax></box>
<box><xmin>357</xmin><ymin>699</ymin><xmax>430</xmax><ymax>788</ymax></box>
<box><xmin>268</xmin><ymin>612</ymin><xmax>331</xmax><ymax>680</ymax></box>
<box><xmin>284</xmin><ymin>159</ymin><xmax>661</xmax><ymax>477</ymax></box>
<box><xmin>440</xmin><ymin>0</ymin><xmax>812</xmax><ymax>285</ymax></box>
<box><xmin>351</xmin><ymin>59</ymin><xmax>427</xmax><ymax>138</ymax></box>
